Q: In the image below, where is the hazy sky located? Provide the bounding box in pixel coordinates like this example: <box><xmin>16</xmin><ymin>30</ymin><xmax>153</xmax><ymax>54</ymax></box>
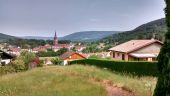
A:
<box><xmin>0</xmin><ymin>0</ymin><xmax>165</xmax><ymax>37</ymax></box>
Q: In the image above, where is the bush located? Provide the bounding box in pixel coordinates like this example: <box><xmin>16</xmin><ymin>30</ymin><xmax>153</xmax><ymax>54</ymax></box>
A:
<box><xmin>51</xmin><ymin>57</ymin><xmax>62</xmax><ymax>65</ymax></box>
<box><xmin>32</xmin><ymin>58</ymin><xmax>44</xmax><ymax>67</ymax></box>
<box><xmin>11</xmin><ymin>59</ymin><xmax>26</xmax><ymax>72</ymax></box>
<box><xmin>20</xmin><ymin>51</ymin><xmax>36</xmax><ymax>69</ymax></box>
<box><xmin>70</xmin><ymin>59</ymin><xmax>158</xmax><ymax>76</ymax></box>
<box><xmin>0</xmin><ymin>65</ymin><xmax>16</xmax><ymax>76</ymax></box>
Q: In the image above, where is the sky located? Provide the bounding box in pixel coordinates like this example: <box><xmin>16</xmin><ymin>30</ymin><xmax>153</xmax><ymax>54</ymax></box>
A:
<box><xmin>0</xmin><ymin>0</ymin><xmax>165</xmax><ymax>37</ymax></box>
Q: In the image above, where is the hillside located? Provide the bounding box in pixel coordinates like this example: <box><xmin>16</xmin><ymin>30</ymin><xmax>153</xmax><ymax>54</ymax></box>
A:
<box><xmin>0</xmin><ymin>65</ymin><xmax>156</xmax><ymax>96</ymax></box>
<box><xmin>21</xmin><ymin>31</ymin><xmax>120</xmax><ymax>42</ymax></box>
<box><xmin>101</xmin><ymin>18</ymin><xmax>166</xmax><ymax>44</ymax></box>
<box><xmin>21</xmin><ymin>36</ymin><xmax>53</xmax><ymax>40</ymax></box>
<box><xmin>60</xmin><ymin>31</ymin><xmax>120</xmax><ymax>42</ymax></box>
<box><xmin>0</xmin><ymin>33</ymin><xmax>18</xmax><ymax>42</ymax></box>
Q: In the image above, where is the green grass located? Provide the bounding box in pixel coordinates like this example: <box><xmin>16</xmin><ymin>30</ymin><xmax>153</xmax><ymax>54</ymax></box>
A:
<box><xmin>0</xmin><ymin>65</ymin><xmax>157</xmax><ymax>96</ymax></box>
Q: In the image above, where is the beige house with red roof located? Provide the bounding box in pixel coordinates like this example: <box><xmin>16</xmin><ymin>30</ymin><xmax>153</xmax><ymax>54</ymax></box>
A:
<box><xmin>60</xmin><ymin>52</ymin><xmax>86</xmax><ymax>65</ymax></box>
<box><xmin>109</xmin><ymin>39</ymin><xmax>163</xmax><ymax>61</ymax></box>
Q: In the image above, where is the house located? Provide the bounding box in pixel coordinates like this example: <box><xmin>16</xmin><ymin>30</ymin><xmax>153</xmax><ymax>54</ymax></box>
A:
<box><xmin>32</xmin><ymin>46</ymin><xmax>47</xmax><ymax>53</ymax></box>
<box><xmin>59</xmin><ymin>52</ymin><xmax>86</xmax><ymax>65</ymax></box>
<box><xmin>74</xmin><ymin>45</ymin><xmax>86</xmax><ymax>52</ymax></box>
<box><xmin>7</xmin><ymin>47</ymin><xmax>21</xmax><ymax>56</ymax></box>
<box><xmin>109</xmin><ymin>39</ymin><xmax>163</xmax><ymax>61</ymax></box>
<box><xmin>0</xmin><ymin>50</ymin><xmax>14</xmax><ymax>65</ymax></box>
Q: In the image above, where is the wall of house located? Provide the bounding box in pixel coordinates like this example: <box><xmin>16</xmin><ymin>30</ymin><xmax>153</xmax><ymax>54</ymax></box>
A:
<box><xmin>1</xmin><ymin>59</ymin><xmax>11</xmax><ymax>65</ymax></box>
<box><xmin>111</xmin><ymin>51</ymin><xmax>128</xmax><ymax>61</ymax></box>
<box><xmin>132</xmin><ymin>43</ymin><xmax>162</xmax><ymax>54</ymax></box>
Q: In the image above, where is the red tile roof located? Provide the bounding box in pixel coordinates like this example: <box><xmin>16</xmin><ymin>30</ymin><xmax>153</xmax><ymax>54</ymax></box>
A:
<box><xmin>109</xmin><ymin>40</ymin><xmax>163</xmax><ymax>53</ymax></box>
<box><xmin>8</xmin><ymin>48</ymin><xmax>21</xmax><ymax>52</ymax></box>
<box><xmin>32</xmin><ymin>46</ymin><xmax>47</xmax><ymax>52</ymax></box>
<box><xmin>59</xmin><ymin>52</ymin><xmax>86</xmax><ymax>60</ymax></box>
<box><xmin>52</xmin><ymin>44</ymin><xmax>70</xmax><ymax>49</ymax></box>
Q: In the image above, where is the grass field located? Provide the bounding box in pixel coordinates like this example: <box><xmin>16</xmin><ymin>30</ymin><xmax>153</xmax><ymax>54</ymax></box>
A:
<box><xmin>0</xmin><ymin>65</ymin><xmax>157</xmax><ymax>96</ymax></box>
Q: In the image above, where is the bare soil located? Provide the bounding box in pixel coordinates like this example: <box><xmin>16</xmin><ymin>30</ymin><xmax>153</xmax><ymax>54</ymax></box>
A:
<box><xmin>102</xmin><ymin>80</ymin><xmax>135</xmax><ymax>96</ymax></box>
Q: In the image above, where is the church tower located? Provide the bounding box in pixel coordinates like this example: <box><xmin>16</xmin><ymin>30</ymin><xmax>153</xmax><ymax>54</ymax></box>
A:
<box><xmin>53</xmin><ymin>31</ymin><xmax>58</xmax><ymax>45</ymax></box>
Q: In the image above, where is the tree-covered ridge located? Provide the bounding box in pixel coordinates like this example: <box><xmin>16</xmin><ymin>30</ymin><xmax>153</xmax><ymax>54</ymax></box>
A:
<box><xmin>0</xmin><ymin>33</ymin><xmax>19</xmax><ymax>42</ymax></box>
<box><xmin>101</xmin><ymin>18</ymin><xmax>167</xmax><ymax>45</ymax></box>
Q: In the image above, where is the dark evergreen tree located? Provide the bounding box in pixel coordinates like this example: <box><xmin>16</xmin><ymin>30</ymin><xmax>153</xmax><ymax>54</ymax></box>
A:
<box><xmin>154</xmin><ymin>0</ymin><xmax>170</xmax><ymax>96</ymax></box>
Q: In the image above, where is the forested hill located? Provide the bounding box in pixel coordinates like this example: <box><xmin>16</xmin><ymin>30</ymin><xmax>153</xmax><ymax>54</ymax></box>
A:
<box><xmin>0</xmin><ymin>33</ymin><xmax>19</xmax><ymax>42</ymax></box>
<box><xmin>61</xmin><ymin>31</ymin><xmax>121</xmax><ymax>42</ymax></box>
<box><xmin>100</xmin><ymin>18</ymin><xmax>166</xmax><ymax>44</ymax></box>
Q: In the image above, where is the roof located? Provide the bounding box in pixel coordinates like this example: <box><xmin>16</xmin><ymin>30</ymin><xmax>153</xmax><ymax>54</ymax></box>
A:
<box><xmin>52</xmin><ymin>44</ymin><xmax>70</xmax><ymax>49</ymax></box>
<box><xmin>8</xmin><ymin>48</ymin><xmax>21</xmax><ymax>52</ymax></box>
<box><xmin>109</xmin><ymin>40</ymin><xmax>163</xmax><ymax>53</ymax></box>
<box><xmin>0</xmin><ymin>50</ymin><xmax>14</xmax><ymax>59</ymax></box>
<box><xmin>59</xmin><ymin>52</ymin><xmax>86</xmax><ymax>60</ymax></box>
<box><xmin>32</xmin><ymin>46</ymin><xmax>47</xmax><ymax>52</ymax></box>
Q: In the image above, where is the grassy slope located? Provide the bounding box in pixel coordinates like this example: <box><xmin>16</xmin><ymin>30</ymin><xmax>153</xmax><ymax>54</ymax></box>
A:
<box><xmin>0</xmin><ymin>65</ymin><xmax>157</xmax><ymax>96</ymax></box>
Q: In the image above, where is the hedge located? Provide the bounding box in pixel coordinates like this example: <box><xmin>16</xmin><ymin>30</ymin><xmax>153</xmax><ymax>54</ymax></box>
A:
<box><xmin>70</xmin><ymin>59</ymin><xmax>158</xmax><ymax>76</ymax></box>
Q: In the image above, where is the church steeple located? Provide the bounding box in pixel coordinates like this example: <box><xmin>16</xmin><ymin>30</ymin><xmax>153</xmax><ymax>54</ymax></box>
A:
<box><xmin>54</xmin><ymin>31</ymin><xmax>58</xmax><ymax>45</ymax></box>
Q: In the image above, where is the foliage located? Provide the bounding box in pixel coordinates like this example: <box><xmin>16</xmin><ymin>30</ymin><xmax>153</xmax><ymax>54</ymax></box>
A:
<box><xmin>154</xmin><ymin>0</ymin><xmax>170</xmax><ymax>96</ymax></box>
<box><xmin>0</xmin><ymin>65</ymin><xmax>16</xmax><ymax>76</ymax></box>
<box><xmin>36</xmin><ymin>51</ymin><xmax>58</xmax><ymax>57</ymax></box>
<box><xmin>100</xmin><ymin>18</ymin><xmax>167</xmax><ymax>45</ymax></box>
<box><xmin>5</xmin><ymin>38</ymin><xmax>71</xmax><ymax>49</ymax></box>
<box><xmin>11</xmin><ymin>59</ymin><xmax>25</xmax><ymax>72</ymax></box>
<box><xmin>20</xmin><ymin>51</ymin><xmax>36</xmax><ymax>69</ymax></box>
<box><xmin>103</xmin><ymin>45</ymin><xmax>112</xmax><ymax>51</ymax></box>
<box><xmin>36</xmin><ymin>48</ymin><xmax>68</xmax><ymax>57</ymax></box>
<box><xmin>51</xmin><ymin>57</ymin><xmax>62</xmax><ymax>65</ymax></box>
<box><xmin>70</xmin><ymin>59</ymin><xmax>158</xmax><ymax>76</ymax></box>
<box><xmin>82</xmin><ymin>44</ymin><xmax>101</xmax><ymax>53</ymax></box>
<box><xmin>32</xmin><ymin>58</ymin><xmax>44</xmax><ymax>67</ymax></box>
<box><xmin>57</xmin><ymin>48</ymin><xmax>68</xmax><ymax>56</ymax></box>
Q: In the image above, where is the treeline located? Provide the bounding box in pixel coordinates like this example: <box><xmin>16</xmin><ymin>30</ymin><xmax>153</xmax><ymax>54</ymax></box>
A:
<box><xmin>36</xmin><ymin>48</ymin><xmax>68</xmax><ymax>57</ymax></box>
<box><xmin>5</xmin><ymin>39</ymin><xmax>71</xmax><ymax>48</ymax></box>
<box><xmin>100</xmin><ymin>18</ymin><xmax>167</xmax><ymax>45</ymax></box>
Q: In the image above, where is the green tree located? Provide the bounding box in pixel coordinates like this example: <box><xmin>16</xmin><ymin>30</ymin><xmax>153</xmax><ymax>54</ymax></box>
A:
<box><xmin>154</xmin><ymin>0</ymin><xmax>170</xmax><ymax>96</ymax></box>
<box><xmin>57</xmin><ymin>48</ymin><xmax>68</xmax><ymax>56</ymax></box>
<box><xmin>20</xmin><ymin>51</ymin><xmax>36</xmax><ymax>70</ymax></box>
<box><xmin>11</xmin><ymin>59</ymin><xmax>25</xmax><ymax>72</ymax></box>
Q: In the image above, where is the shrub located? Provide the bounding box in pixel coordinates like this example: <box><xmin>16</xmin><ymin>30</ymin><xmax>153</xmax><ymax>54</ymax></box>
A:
<box><xmin>32</xmin><ymin>58</ymin><xmax>44</xmax><ymax>67</ymax></box>
<box><xmin>11</xmin><ymin>59</ymin><xmax>26</xmax><ymax>72</ymax></box>
<box><xmin>20</xmin><ymin>51</ymin><xmax>36</xmax><ymax>69</ymax></box>
<box><xmin>51</xmin><ymin>57</ymin><xmax>62</xmax><ymax>65</ymax></box>
<box><xmin>0</xmin><ymin>65</ymin><xmax>16</xmax><ymax>76</ymax></box>
<box><xmin>70</xmin><ymin>59</ymin><xmax>158</xmax><ymax>76</ymax></box>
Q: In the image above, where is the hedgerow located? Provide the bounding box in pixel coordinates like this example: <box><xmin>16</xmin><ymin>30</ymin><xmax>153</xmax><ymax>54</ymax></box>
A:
<box><xmin>70</xmin><ymin>59</ymin><xmax>158</xmax><ymax>76</ymax></box>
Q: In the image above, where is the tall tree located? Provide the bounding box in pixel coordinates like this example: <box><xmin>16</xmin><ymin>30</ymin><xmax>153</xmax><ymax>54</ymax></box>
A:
<box><xmin>154</xmin><ymin>0</ymin><xmax>170</xmax><ymax>96</ymax></box>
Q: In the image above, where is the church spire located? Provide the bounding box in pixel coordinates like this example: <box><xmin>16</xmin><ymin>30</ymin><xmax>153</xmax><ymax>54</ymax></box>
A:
<box><xmin>53</xmin><ymin>31</ymin><xmax>58</xmax><ymax>45</ymax></box>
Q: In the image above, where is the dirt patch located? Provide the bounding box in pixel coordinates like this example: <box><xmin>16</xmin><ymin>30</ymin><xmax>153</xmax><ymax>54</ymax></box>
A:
<box><xmin>102</xmin><ymin>80</ymin><xmax>135</xmax><ymax>96</ymax></box>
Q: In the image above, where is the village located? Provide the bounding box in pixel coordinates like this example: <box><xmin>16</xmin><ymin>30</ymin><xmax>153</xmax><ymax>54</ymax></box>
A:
<box><xmin>0</xmin><ymin>31</ymin><xmax>163</xmax><ymax>66</ymax></box>
<box><xmin>0</xmin><ymin>0</ymin><xmax>169</xmax><ymax>95</ymax></box>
